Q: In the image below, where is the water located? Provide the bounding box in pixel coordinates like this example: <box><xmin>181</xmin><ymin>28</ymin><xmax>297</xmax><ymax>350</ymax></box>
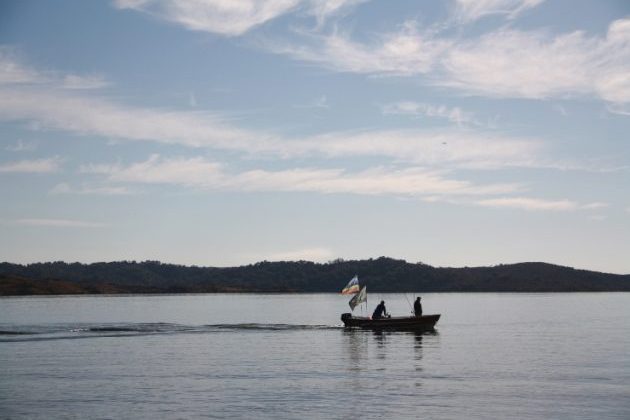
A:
<box><xmin>1</xmin><ymin>293</ymin><xmax>629</xmax><ymax>419</ymax></box>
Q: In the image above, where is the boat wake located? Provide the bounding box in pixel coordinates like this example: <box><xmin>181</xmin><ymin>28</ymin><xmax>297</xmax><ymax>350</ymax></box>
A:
<box><xmin>0</xmin><ymin>322</ymin><xmax>342</xmax><ymax>342</ymax></box>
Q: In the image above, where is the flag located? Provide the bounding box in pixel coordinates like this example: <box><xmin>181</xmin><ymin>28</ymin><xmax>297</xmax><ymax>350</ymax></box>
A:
<box><xmin>340</xmin><ymin>275</ymin><xmax>360</xmax><ymax>294</ymax></box>
<box><xmin>349</xmin><ymin>286</ymin><xmax>367</xmax><ymax>311</ymax></box>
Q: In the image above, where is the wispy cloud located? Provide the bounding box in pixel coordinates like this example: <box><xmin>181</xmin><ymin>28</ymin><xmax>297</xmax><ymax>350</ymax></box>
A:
<box><xmin>5</xmin><ymin>86</ymin><xmax>610</xmax><ymax>173</ymax></box>
<box><xmin>9</xmin><ymin>218</ymin><xmax>106</xmax><ymax>228</ymax></box>
<box><xmin>296</xmin><ymin>130</ymin><xmax>542</xmax><ymax>170</ymax></box>
<box><xmin>266</xmin><ymin>17</ymin><xmax>630</xmax><ymax>105</ymax></box>
<box><xmin>86</xmin><ymin>155</ymin><xmax>608</xmax><ymax>212</ymax></box>
<box><xmin>452</xmin><ymin>0</ymin><xmax>545</xmax><ymax>22</ymax></box>
<box><xmin>475</xmin><ymin>197</ymin><xmax>608</xmax><ymax>211</ymax></box>
<box><xmin>0</xmin><ymin>47</ymin><xmax>47</xmax><ymax>85</ymax></box>
<box><xmin>294</xmin><ymin>95</ymin><xmax>329</xmax><ymax>109</ymax></box>
<box><xmin>443</xmin><ymin>20</ymin><xmax>630</xmax><ymax>102</ymax></box>
<box><xmin>607</xmin><ymin>103</ymin><xmax>630</xmax><ymax>116</ymax></box>
<box><xmin>266</xmin><ymin>21</ymin><xmax>451</xmax><ymax>76</ymax></box>
<box><xmin>0</xmin><ymin>157</ymin><xmax>61</xmax><ymax>173</ymax></box>
<box><xmin>382</xmin><ymin>101</ymin><xmax>480</xmax><ymax>126</ymax></box>
<box><xmin>49</xmin><ymin>182</ymin><xmax>133</xmax><ymax>196</ymax></box>
<box><xmin>440</xmin><ymin>28</ymin><xmax>596</xmax><ymax>100</ymax></box>
<box><xmin>82</xmin><ymin>154</ymin><xmax>520</xmax><ymax>197</ymax></box>
<box><xmin>581</xmin><ymin>202</ymin><xmax>609</xmax><ymax>210</ymax></box>
<box><xmin>113</xmin><ymin>0</ymin><xmax>301</xmax><ymax>37</ymax></box>
<box><xmin>309</xmin><ymin>0</ymin><xmax>367</xmax><ymax>27</ymax></box>
<box><xmin>0</xmin><ymin>87</ymin><xmax>261</xmax><ymax>149</ymax></box>
<box><xmin>1</xmin><ymin>84</ymin><xmax>545</xmax><ymax>167</ymax></box>
<box><xmin>1</xmin><ymin>47</ymin><xmax>109</xmax><ymax>90</ymax></box>
<box><xmin>113</xmin><ymin>0</ymin><xmax>366</xmax><ymax>36</ymax></box>
<box><xmin>0</xmin><ymin>51</ymin><xmax>550</xmax><ymax>170</ymax></box>
<box><xmin>5</xmin><ymin>139</ymin><xmax>37</xmax><ymax>152</ymax></box>
<box><xmin>62</xmin><ymin>74</ymin><xmax>110</xmax><ymax>90</ymax></box>
<box><xmin>110</xmin><ymin>3</ymin><xmax>630</xmax><ymax>105</ymax></box>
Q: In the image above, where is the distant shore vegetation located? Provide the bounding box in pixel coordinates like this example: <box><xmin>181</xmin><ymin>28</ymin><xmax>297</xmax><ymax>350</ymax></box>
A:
<box><xmin>1</xmin><ymin>258</ymin><xmax>629</xmax><ymax>296</ymax></box>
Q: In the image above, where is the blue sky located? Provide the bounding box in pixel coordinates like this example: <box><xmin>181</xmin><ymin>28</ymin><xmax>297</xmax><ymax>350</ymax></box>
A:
<box><xmin>1</xmin><ymin>0</ymin><xmax>629</xmax><ymax>273</ymax></box>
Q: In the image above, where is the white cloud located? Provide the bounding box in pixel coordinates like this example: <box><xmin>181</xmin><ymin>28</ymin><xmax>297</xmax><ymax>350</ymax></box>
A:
<box><xmin>452</xmin><ymin>0</ymin><xmax>545</xmax><ymax>22</ymax></box>
<box><xmin>607</xmin><ymin>104</ymin><xmax>630</xmax><ymax>116</ymax></box>
<box><xmin>268</xmin><ymin>21</ymin><xmax>451</xmax><ymax>75</ymax></box>
<box><xmin>594</xmin><ymin>19</ymin><xmax>630</xmax><ymax>104</ymax></box>
<box><xmin>296</xmin><ymin>130</ymin><xmax>542</xmax><ymax>170</ymax></box>
<box><xmin>0</xmin><ymin>157</ymin><xmax>61</xmax><ymax>173</ymax></box>
<box><xmin>82</xmin><ymin>154</ymin><xmax>520</xmax><ymax>197</ymax></box>
<box><xmin>49</xmin><ymin>182</ymin><xmax>133</xmax><ymax>196</ymax></box>
<box><xmin>0</xmin><ymin>53</ymin><xmax>546</xmax><ymax>170</ymax></box>
<box><xmin>382</xmin><ymin>101</ymin><xmax>479</xmax><ymax>126</ymax></box>
<box><xmin>475</xmin><ymin>197</ymin><xmax>609</xmax><ymax>211</ymax></box>
<box><xmin>294</xmin><ymin>94</ymin><xmax>329</xmax><ymax>109</ymax></box>
<box><xmin>86</xmin><ymin>155</ymin><xmax>612</xmax><ymax>211</ymax></box>
<box><xmin>62</xmin><ymin>74</ymin><xmax>110</xmax><ymax>90</ymax></box>
<box><xmin>113</xmin><ymin>0</ymin><xmax>301</xmax><ymax>36</ymax></box>
<box><xmin>260</xmin><ymin>247</ymin><xmax>335</xmax><ymax>262</ymax></box>
<box><xmin>0</xmin><ymin>47</ymin><xmax>47</xmax><ymax>85</ymax></box>
<box><xmin>83</xmin><ymin>154</ymin><xmax>224</xmax><ymax>186</ymax></box>
<box><xmin>1</xmin><ymin>48</ymin><xmax>109</xmax><ymax>90</ymax></box>
<box><xmin>268</xmin><ymin>17</ymin><xmax>630</xmax><ymax>104</ymax></box>
<box><xmin>444</xmin><ymin>21</ymin><xmax>630</xmax><ymax>103</ymax></box>
<box><xmin>0</xmin><ymin>87</ymin><xmax>262</xmax><ymax>150</ymax></box>
<box><xmin>308</xmin><ymin>0</ymin><xmax>367</xmax><ymax>26</ymax></box>
<box><xmin>114</xmin><ymin>0</ymin><xmax>366</xmax><ymax>35</ymax></box>
<box><xmin>10</xmin><ymin>218</ymin><xmax>106</xmax><ymax>228</ymax></box>
<box><xmin>0</xmin><ymin>52</ymin><xmax>269</xmax><ymax>150</ymax></box>
<box><xmin>0</xmin><ymin>47</ymin><xmax>614</xmax><ymax>176</ymax></box>
<box><xmin>5</xmin><ymin>139</ymin><xmax>37</xmax><ymax>152</ymax></box>
<box><xmin>440</xmin><ymin>29</ymin><xmax>594</xmax><ymax>99</ymax></box>
<box><xmin>581</xmin><ymin>202</ymin><xmax>609</xmax><ymax>210</ymax></box>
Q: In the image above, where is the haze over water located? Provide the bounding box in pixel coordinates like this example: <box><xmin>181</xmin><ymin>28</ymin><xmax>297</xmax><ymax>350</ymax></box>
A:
<box><xmin>1</xmin><ymin>293</ymin><xmax>628</xmax><ymax>419</ymax></box>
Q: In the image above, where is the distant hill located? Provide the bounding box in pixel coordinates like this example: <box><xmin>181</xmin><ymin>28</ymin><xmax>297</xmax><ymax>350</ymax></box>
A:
<box><xmin>1</xmin><ymin>258</ymin><xmax>629</xmax><ymax>295</ymax></box>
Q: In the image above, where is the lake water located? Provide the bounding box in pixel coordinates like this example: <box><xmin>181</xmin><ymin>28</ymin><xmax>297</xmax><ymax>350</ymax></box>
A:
<box><xmin>1</xmin><ymin>293</ymin><xmax>629</xmax><ymax>419</ymax></box>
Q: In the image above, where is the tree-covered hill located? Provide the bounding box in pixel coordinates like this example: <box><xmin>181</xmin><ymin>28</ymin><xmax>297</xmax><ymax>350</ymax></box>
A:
<box><xmin>1</xmin><ymin>258</ymin><xmax>628</xmax><ymax>295</ymax></box>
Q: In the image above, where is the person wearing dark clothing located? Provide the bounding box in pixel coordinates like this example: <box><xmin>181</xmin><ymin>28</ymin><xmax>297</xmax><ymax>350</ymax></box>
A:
<box><xmin>414</xmin><ymin>297</ymin><xmax>423</xmax><ymax>317</ymax></box>
<box><xmin>372</xmin><ymin>300</ymin><xmax>388</xmax><ymax>319</ymax></box>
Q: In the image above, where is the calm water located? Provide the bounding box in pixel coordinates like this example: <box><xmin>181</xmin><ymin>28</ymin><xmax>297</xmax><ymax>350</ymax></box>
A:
<box><xmin>1</xmin><ymin>293</ymin><xmax>629</xmax><ymax>419</ymax></box>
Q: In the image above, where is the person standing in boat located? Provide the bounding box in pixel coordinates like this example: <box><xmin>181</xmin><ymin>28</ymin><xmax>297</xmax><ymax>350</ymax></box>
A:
<box><xmin>372</xmin><ymin>300</ymin><xmax>388</xmax><ymax>319</ymax></box>
<box><xmin>414</xmin><ymin>297</ymin><xmax>423</xmax><ymax>317</ymax></box>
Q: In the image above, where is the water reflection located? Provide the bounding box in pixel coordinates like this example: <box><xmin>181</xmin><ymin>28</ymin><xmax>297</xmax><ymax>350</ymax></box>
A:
<box><xmin>412</xmin><ymin>331</ymin><xmax>424</xmax><ymax>348</ymax></box>
<box><xmin>342</xmin><ymin>329</ymin><xmax>439</xmax><ymax>365</ymax></box>
<box><xmin>372</xmin><ymin>329</ymin><xmax>389</xmax><ymax>362</ymax></box>
<box><xmin>342</xmin><ymin>328</ymin><xmax>369</xmax><ymax>373</ymax></box>
<box><xmin>409</xmin><ymin>331</ymin><xmax>425</xmax><ymax>384</ymax></box>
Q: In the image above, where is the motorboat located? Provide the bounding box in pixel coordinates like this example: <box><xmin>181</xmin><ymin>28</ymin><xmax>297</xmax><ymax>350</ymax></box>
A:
<box><xmin>341</xmin><ymin>313</ymin><xmax>440</xmax><ymax>331</ymax></box>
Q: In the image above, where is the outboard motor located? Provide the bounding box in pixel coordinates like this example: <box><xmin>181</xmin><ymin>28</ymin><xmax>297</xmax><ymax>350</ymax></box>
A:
<box><xmin>341</xmin><ymin>313</ymin><xmax>352</xmax><ymax>323</ymax></box>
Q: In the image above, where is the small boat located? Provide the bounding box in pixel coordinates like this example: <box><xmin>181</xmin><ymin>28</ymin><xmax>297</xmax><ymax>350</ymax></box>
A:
<box><xmin>341</xmin><ymin>313</ymin><xmax>440</xmax><ymax>331</ymax></box>
<box><xmin>338</xmin><ymin>275</ymin><xmax>440</xmax><ymax>331</ymax></box>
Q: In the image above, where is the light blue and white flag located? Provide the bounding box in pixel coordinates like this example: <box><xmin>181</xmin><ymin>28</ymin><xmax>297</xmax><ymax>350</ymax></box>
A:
<box><xmin>349</xmin><ymin>286</ymin><xmax>367</xmax><ymax>310</ymax></box>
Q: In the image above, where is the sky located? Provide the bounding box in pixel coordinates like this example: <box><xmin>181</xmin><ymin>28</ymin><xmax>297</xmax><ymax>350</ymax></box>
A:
<box><xmin>0</xmin><ymin>0</ymin><xmax>629</xmax><ymax>273</ymax></box>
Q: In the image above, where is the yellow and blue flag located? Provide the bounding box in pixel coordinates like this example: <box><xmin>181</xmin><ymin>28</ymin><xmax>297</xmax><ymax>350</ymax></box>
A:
<box><xmin>341</xmin><ymin>275</ymin><xmax>360</xmax><ymax>294</ymax></box>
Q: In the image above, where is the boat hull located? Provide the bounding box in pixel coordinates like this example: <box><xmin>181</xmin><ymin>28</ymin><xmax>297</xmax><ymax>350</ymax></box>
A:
<box><xmin>341</xmin><ymin>313</ymin><xmax>440</xmax><ymax>331</ymax></box>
